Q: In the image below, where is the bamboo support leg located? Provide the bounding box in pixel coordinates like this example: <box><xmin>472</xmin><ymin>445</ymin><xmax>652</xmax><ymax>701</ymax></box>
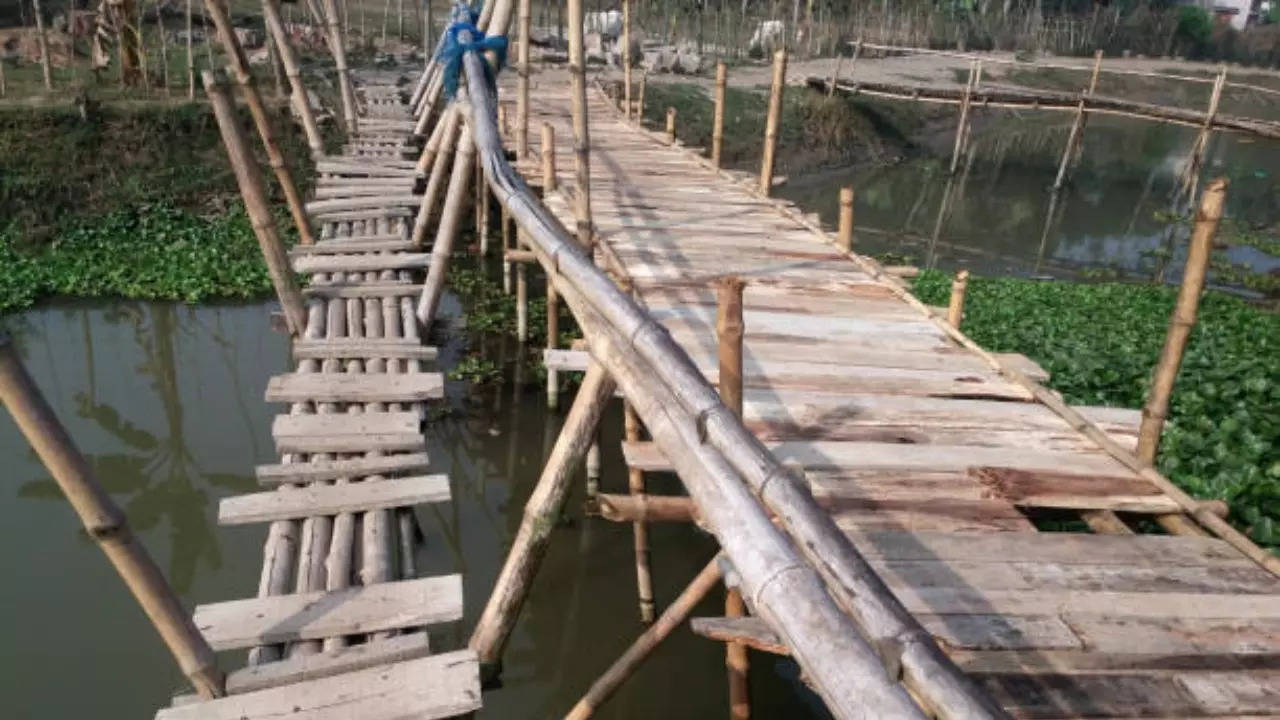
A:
<box><xmin>516</xmin><ymin>261</ymin><xmax>528</xmax><ymax>342</ymax></box>
<box><xmin>837</xmin><ymin>186</ymin><xmax>854</xmax><ymax>251</ymax></box>
<box><xmin>564</xmin><ymin>556</ymin><xmax>723</xmax><ymax>720</ymax></box>
<box><xmin>541</xmin><ymin>123</ymin><xmax>557</xmax><ymax>192</ymax></box>
<box><xmin>567</xmin><ymin>0</ymin><xmax>593</xmax><ymax>250</ymax></box>
<box><xmin>665</xmin><ymin>107</ymin><xmax>677</xmax><ymax>143</ymax></box>
<box><xmin>469</xmin><ymin>363</ymin><xmax>618</xmax><ymax>665</ymax></box>
<box><xmin>516</xmin><ymin>0</ymin><xmax>531</xmax><ymax>157</ymax></box>
<box><xmin>945</xmin><ymin>270</ymin><xmax>969</xmax><ymax>327</ymax></box>
<box><xmin>623</xmin><ymin>403</ymin><xmax>654</xmax><ymax>622</ymax></box>
<box><xmin>716</xmin><ymin>277</ymin><xmax>749</xmax><ymax>720</ymax></box>
<box><xmin>636</xmin><ymin>71</ymin><xmax>646</xmax><ymax>119</ymax></box>
<box><xmin>949</xmin><ymin>62</ymin><xmax>976</xmax><ymax>176</ymax></box>
<box><xmin>417</xmin><ymin>123</ymin><xmax>477</xmax><ymax>326</ymax></box>
<box><xmin>546</xmin><ymin>279</ymin><xmax>560</xmax><ymax>408</ymax></box>
<box><xmin>711</xmin><ymin>62</ymin><xmax>726</xmax><ymax>166</ymax></box>
<box><xmin>0</xmin><ymin>335</ymin><xmax>224</xmax><ymax>698</ymax></box>
<box><xmin>585</xmin><ymin>438</ymin><xmax>601</xmax><ymax>499</ymax></box>
<box><xmin>759</xmin><ymin>49</ymin><xmax>786</xmax><ymax>195</ymax></box>
<box><xmin>477</xmin><ymin>163</ymin><xmax>490</xmax><ymax>256</ymax></box>
<box><xmin>502</xmin><ymin>207</ymin><xmax>514</xmax><ymax>293</ymax></box>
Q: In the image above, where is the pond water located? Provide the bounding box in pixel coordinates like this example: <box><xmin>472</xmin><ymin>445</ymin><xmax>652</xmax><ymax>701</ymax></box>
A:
<box><xmin>779</xmin><ymin>111</ymin><xmax>1280</xmax><ymax>288</ymax></box>
<box><xmin>0</xmin><ymin>294</ymin><xmax>826</xmax><ymax>718</ymax></box>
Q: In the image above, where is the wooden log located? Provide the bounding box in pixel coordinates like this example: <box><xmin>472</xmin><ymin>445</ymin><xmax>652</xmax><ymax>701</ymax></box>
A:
<box><xmin>32</xmin><ymin>0</ymin><xmax>52</xmax><ymax>89</ymax></box>
<box><xmin>712</xmin><ymin>62</ymin><xmax>727</xmax><ymax>167</ymax></box>
<box><xmin>203</xmin><ymin>71</ymin><xmax>308</xmax><ymax>336</ymax></box>
<box><xmin>417</xmin><ymin>122</ymin><xmax>476</xmax><ymax>326</ymax></box>
<box><xmin>541</xmin><ymin>122</ymin><xmax>557</xmax><ymax>192</ymax></box>
<box><xmin>203</xmin><ymin>0</ymin><xmax>316</xmax><ymax>246</ymax></box>
<box><xmin>469</xmin><ymin>363</ymin><xmax>617</xmax><ymax>665</ymax></box>
<box><xmin>516</xmin><ymin>0</ymin><xmax>531</xmax><ymax>157</ymax></box>
<box><xmin>759</xmin><ymin>49</ymin><xmax>787</xmax><ymax>195</ymax></box>
<box><xmin>946</xmin><ymin>270</ymin><xmax>969</xmax><ymax>328</ymax></box>
<box><xmin>568</xmin><ymin>0</ymin><xmax>594</xmax><ymax>250</ymax></box>
<box><xmin>321</xmin><ymin>0</ymin><xmax>359</xmax><ymax>133</ymax></box>
<box><xmin>262</xmin><ymin>0</ymin><xmax>325</xmax><ymax>155</ymax></box>
<box><xmin>0</xmin><ymin>334</ymin><xmax>224</xmax><ymax>698</ymax></box>
<box><xmin>837</xmin><ymin>186</ymin><xmax>854</xmax><ymax>251</ymax></box>
<box><xmin>564</xmin><ymin>556</ymin><xmax>724</xmax><ymax>719</ymax></box>
<box><xmin>665</xmin><ymin>107</ymin><xmax>677</xmax><ymax>143</ymax></box>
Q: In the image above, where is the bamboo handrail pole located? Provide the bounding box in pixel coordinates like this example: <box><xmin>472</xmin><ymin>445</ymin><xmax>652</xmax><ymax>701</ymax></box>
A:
<box><xmin>33</xmin><ymin>0</ymin><xmax>53</xmax><ymax>89</ymax></box>
<box><xmin>564</xmin><ymin>555</ymin><xmax>724</xmax><ymax>720</ymax></box>
<box><xmin>516</xmin><ymin>0</ymin><xmax>531</xmax><ymax>157</ymax></box>
<box><xmin>0</xmin><ymin>335</ymin><xmax>224</xmax><ymax>699</ymax></box>
<box><xmin>203</xmin><ymin>71</ymin><xmax>308</xmax><ymax>336</ymax></box>
<box><xmin>322</xmin><ymin>0</ymin><xmax>359</xmax><ymax>134</ymax></box>
<box><xmin>410</xmin><ymin>107</ymin><xmax>462</xmax><ymax>247</ymax></box>
<box><xmin>716</xmin><ymin>277</ymin><xmax>749</xmax><ymax>720</ymax></box>
<box><xmin>415</xmin><ymin>101</ymin><xmax>453</xmax><ymax>176</ymax></box>
<box><xmin>417</xmin><ymin>121</ymin><xmax>476</xmax><ymax>326</ymax></box>
<box><xmin>945</xmin><ymin>269</ymin><xmax>969</xmax><ymax>327</ymax></box>
<box><xmin>465</xmin><ymin>63</ymin><xmax>1000</xmax><ymax>717</ymax></box>
<box><xmin>837</xmin><ymin>186</ymin><xmax>854</xmax><ymax>251</ymax></box>
<box><xmin>567</xmin><ymin>0</ymin><xmax>594</xmax><ymax>250</ymax></box>
<box><xmin>622</xmin><ymin>402</ymin><xmax>655</xmax><ymax>621</ymax></box>
<box><xmin>203</xmin><ymin>0</ymin><xmax>316</xmax><ymax>246</ymax></box>
<box><xmin>263</xmin><ymin>0</ymin><xmax>326</xmax><ymax>156</ymax></box>
<box><xmin>622</xmin><ymin>0</ymin><xmax>633</xmax><ymax>120</ymax></box>
<box><xmin>759</xmin><ymin>49</ymin><xmax>786</xmax><ymax>195</ymax></box>
<box><xmin>470</xmin><ymin>363</ymin><xmax>618</xmax><ymax>664</ymax></box>
<box><xmin>1137</xmin><ymin>178</ymin><xmax>1224</xmax><ymax>462</ymax></box>
<box><xmin>712</xmin><ymin>61</ymin><xmax>727</xmax><ymax>166</ymax></box>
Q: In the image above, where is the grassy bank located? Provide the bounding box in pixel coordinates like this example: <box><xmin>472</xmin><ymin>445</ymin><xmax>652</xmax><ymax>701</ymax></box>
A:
<box><xmin>912</xmin><ymin>270</ymin><xmax>1279</xmax><ymax>551</ymax></box>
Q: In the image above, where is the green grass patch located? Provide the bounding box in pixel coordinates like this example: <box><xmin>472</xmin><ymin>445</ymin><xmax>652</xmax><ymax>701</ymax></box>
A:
<box><xmin>912</xmin><ymin>270</ymin><xmax>1279</xmax><ymax>550</ymax></box>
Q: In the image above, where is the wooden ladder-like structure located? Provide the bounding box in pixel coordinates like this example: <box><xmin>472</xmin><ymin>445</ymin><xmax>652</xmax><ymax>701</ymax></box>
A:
<box><xmin>155</xmin><ymin>72</ymin><xmax>481</xmax><ymax>720</ymax></box>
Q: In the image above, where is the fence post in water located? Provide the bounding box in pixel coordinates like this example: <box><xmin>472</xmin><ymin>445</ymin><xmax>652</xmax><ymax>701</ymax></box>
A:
<box><xmin>203</xmin><ymin>71</ymin><xmax>308</xmax><ymax>336</ymax></box>
<box><xmin>568</xmin><ymin>0</ymin><xmax>594</xmax><ymax>251</ymax></box>
<box><xmin>204</xmin><ymin>0</ymin><xmax>316</xmax><ymax>245</ymax></box>
<box><xmin>0</xmin><ymin>335</ymin><xmax>225</xmax><ymax>699</ymax></box>
<box><xmin>542</xmin><ymin>122</ymin><xmax>557</xmax><ymax>191</ymax></box>
<box><xmin>712</xmin><ymin>62</ymin><xmax>727</xmax><ymax>167</ymax></box>
<box><xmin>263</xmin><ymin>0</ymin><xmax>325</xmax><ymax>156</ymax></box>
<box><xmin>517</xmin><ymin>0</ymin><xmax>532</xmax><ymax>157</ymax></box>
<box><xmin>623</xmin><ymin>0</ymin><xmax>633</xmax><ymax>120</ymax></box>
<box><xmin>716</xmin><ymin>277</ymin><xmax>749</xmax><ymax>720</ymax></box>
<box><xmin>33</xmin><ymin>0</ymin><xmax>53</xmax><ymax>89</ymax></box>
<box><xmin>759</xmin><ymin>49</ymin><xmax>787</xmax><ymax>195</ymax></box>
<box><xmin>623</xmin><ymin>401</ymin><xmax>655</xmax><ymax>622</ymax></box>
<box><xmin>665</xmin><ymin>107</ymin><xmax>677</xmax><ymax>143</ymax></box>
<box><xmin>470</xmin><ymin>363</ymin><xmax>619</xmax><ymax>666</ymax></box>
<box><xmin>837</xmin><ymin>186</ymin><xmax>854</xmax><ymax>251</ymax></box>
<box><xmin>946</xmin><ymin>270</ymin><xmax>970</xmax><ymax>327</ymax></box>
<box><xmin>321</xmin><ymin>0</ymin><xmax>360</xmax><ymax>134</ymax></box>
<box><xmin>1136</xmin><ymin>178</ymin><xmax>1226</xmax><ymax>463</ymax></box>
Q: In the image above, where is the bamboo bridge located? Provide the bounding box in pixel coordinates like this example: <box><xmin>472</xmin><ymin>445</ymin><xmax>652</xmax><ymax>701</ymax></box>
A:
<box><xmin>0</xmin><ymin>1</ymin><xmax>1276</xmax><ymax>719</ymax></box>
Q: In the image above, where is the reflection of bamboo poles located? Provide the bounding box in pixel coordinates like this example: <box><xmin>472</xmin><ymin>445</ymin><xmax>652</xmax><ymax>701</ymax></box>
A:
<box><xmin>0</xmin><ymin>334</ymin><xmax>224</xmax><ymax>699</ymax></box>
<box><xmin>623</xmin><ymin>0</ymin><xmax>633</xmax><ymax>120</ymax></box>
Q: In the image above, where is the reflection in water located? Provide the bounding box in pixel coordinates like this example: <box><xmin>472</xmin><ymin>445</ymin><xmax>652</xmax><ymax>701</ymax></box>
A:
<box><xmin>781</xmin><ymin>114</ymin><xmax>1280</xmax><ymax>284</ymax></box>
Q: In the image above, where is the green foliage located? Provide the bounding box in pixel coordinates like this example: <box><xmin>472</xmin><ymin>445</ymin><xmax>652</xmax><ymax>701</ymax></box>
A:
<box><xmin>912</xmin><ymin>271</ymin><xmax>1280</xmax><ymax>549</ymax></box>
<box><xmin>448</xmin><ymin>355</ymin><xmax>503</xmax><ymax>384</ymax></box>
<box><xmin>1176</xmin><ymin>5</ymin><xmax>1214</xmax><ymax>49</ymax></box>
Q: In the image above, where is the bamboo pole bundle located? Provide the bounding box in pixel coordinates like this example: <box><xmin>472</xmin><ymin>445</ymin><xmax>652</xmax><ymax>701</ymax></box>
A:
<box><xmin>716</xmin><ymin>278</ymin><xmax>749</xmax><ymax>720</ymax></box>
<box><xmin>263</xmin><ymin>0</ymin><xmax>326</xmax><ymax>156</ymax></box>
<box><xmin>203</xmin><ymin>0</ymin><xmax>316</xmax><ymax>246</ymax></box>
<box><xmin>322</xmin><ymin>0</ymin><xmax>360</xmax><ymax>134</ymax></box>
<box><xmin>567</xmin><ymin>0</ymin><xmax>593</xmax><ymax>250</ymax></box>
<box><xmin>470</xmin><ymin>364</ymin><xmax>617</xmax><ymax>664</ymax></box>
<box><xmin>1137</xmin><ymin>178</ymin><xmax>1224</xmax><ymax>462</ymax></box>
<box><xmin>564</xmin><ymin>556</ymin><xmax>723</xmax><ymax>719</ymax></box>
<box><xmin>203</xmin><ymin>70</ymin><xmax>308</xmax><ymax>336</ymax></box>
<box><xmin>712</xmin><ymin>62</ymin><xmax>727</xmax><ymax>167</ymax></box>
<box><xmin>0</xmin><ymin>335</ymin><xmax>224</xmax><ymax>699</ymax></box>
<box><xmin>516</xmin><ymin>0</ymin><xmax>531</xmax><ymax>158</ymax></box>
<box><xmin>623</xmin><ymin>402</ymin><xmax>654</xmax><ymax>622</ymax></box>
<box><xmin>759</xmin><ymin>49</ymin><xmax>786</xmax><ymax>195</ymax></box>
<box><xmin>32</xmin><ymin>0</ymin><xmax>53</xmax><ymax>89</ymax></box>
<box><xmin>837</xmin><ymin>186</ymin><xmax>854</xmax><ymax>251</ymax></box>
<box><xmin>416</xmin><ymin>122</ymin><xmax>476</xmax><ymax>326</ymax></box>
<box><xmin>623</xmin><ymin>0</ymin><xmax>633</xmax><ymax>120</ymax></box>
<box><xmin>945</xmin><ymin>269</ymin><xmax>969</xmax><ymax>327</ymax></box>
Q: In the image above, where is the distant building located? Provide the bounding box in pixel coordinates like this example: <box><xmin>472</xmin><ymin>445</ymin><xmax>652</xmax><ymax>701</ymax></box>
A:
<box><xmin>1180</xmin><ymin>0</ymin><xmax>1259</xmax><ymax>30</ymax></box>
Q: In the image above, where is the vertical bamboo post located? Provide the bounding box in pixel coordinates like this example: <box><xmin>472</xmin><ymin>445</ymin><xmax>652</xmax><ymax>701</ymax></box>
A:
<box><xmin>203</xmin><ymin>0</ymin><xmax>316</xmax><ymax>246</ymax></box>
<box><xmin>711</xmin><ymin>61</ymin><xmax>727</xmax><ymax>167</ymax></box>
<box><xmin>1179</xmin><ymin>67</ymin><xmax>1226</xmax><ymax>206</ymax></box>
<box><xmin>1136</xmin><ymin>178</ymin><xmax>1226</xmax><ymax>462</ymax></box>
<box><xmin>185</xmin><ymin>0</ymin><xmax>194</xmax><ymax>99</ymax></box>
<box><xmin>470</xmin><ymin>363</ymin><xmax>619</xmax><ymax>665</ymax></box>
<box><xmin>564</xmin><ymin>556</ymin><xmax>724</xmax><ymax>720</ymax></box>
<box><xmin>136</xmin><ymin>0</ymin><xmax>150</xmax><ymax>90</ymax></box>
<box><xmin>157</xmin><ymin>0</ymin><xmax>171</xmax><ymax>94</ymax></box>
<box><xmin>1053</xmin><ymin>49</ymin><xmax>1101</xmax><ymax>192</ymax></box>
<box><xmin>203</xmin><ymin>70</ymin><xmax>308</xmax><ymax>336</ymax></box>
<box><xmin>541</xmin><ymin>122</ymin><xmax>557</xmax><ymax>192</ymax></box>
<box><xmin>759</xmin><ymin>49</ymin><xmax>786</xmax><ymax>195</ymax></box>
<box><xmin>949</xmin><ymin>60</ymin><xmax>975</xmax><ymax>175</ymax></box>
<box><xmin>637</xmin><ymin>70</ymin><xmax>646</xmax><ymax>121</ymax></box>
<box><xmin>546</xmin><ymin>279</ymin><xmax>560</xmax><ymax>408</ymax></box>
<box><xmin>0</xmin><ymin>334</ymin><xmax>225</xmax><ymax>699</ymax></box>
<box><xmin>568</xmin><ymin>0</ymin><xmax>593</xmax><ymax>251</ymax></box>
<box><xmin>623</xmin><ymin>401</ymin><xmax>654</xmax><ymax>622</ymax></box>
<box><xmin>516</xmin><ymin>0</ymin><xmax>531</xmax><ymax>157</ymax></box>
<box><xmin>945</xmin><ymin>269</ymin><xmax>969</xmax><ymax>327</ymax></box>
<box><xmin>516</xmin><ymin>261</ymin><xmax>529</xmax><ymax>341</ymax></box>
<box><xmin>623</xmin><ymin>0</ymin><xmax>633</xmax><ymax>120</ymax></box>
<box><xmin>263</xmin><ymin>0</ymin><xmax>326</xmax><ymax>157</ymax></box>
<box><xmin>837</xmin><ymin>186</ymin><xmax>854</xmax><ymax>251</ymax></box>
<box><xmin>665</xmin><ymin>107</ymin><xmax>677</xmax><ymax>143</ymax></box>
<box><xmin>715</xmin><ymin>277</ymin><xmax>749</xmax><ymax>720</ymax></box>
<box><xmin>32</xmin><ymin>0</ymin><xmax>53</xmax><ymax>90</ymax></box>
<box><xmin>322</xmin><ymin>0</ymin><xmax>360</xmax><ymax>134</ymax></box>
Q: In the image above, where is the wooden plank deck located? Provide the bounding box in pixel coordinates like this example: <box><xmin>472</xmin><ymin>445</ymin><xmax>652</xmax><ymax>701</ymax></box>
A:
<box><xmin>513</xmin><ymin>76</ymin><xmax>1280</xmax><ymax>719</ymax></box>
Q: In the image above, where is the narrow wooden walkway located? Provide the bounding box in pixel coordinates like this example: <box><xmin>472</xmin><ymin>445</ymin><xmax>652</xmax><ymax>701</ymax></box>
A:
<box><xmin>158</xmin><ymin>72</ymin><xmax>480</xmax><ymax>720</ymax></box>
<box><xmin>515</xmin><ymin>77</ymin><xmax>1280</xmax><ymax>718</ymax></box>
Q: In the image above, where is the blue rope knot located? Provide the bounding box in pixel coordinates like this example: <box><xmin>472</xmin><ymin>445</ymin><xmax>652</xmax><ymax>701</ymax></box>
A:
<box><xmin>438</xmin><ymin>17</ymin><xmax>509</xmax><ymax>100</ymax></box>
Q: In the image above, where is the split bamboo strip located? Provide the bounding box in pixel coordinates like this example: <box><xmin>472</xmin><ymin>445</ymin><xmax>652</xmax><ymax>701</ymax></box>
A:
<box><xmin>623</xmin><ymin>402</ymin><xmax>654</xmax><ymax>622</ymax></box>
<box><xmin>716</xmin><ymin>277</ymin><xmax>749</xmax><ymax>720</ymax></box>
<box><xmin>32</xmin><ymin>0</ymin><xmax>52</xmax><ymax>89</ymax></box>
<box><xmin>567</xmin><ymin>0</ymin><xmax>593</xmax><ymax>250</ymax></box>
<box><xmin>203</xmin><ymin>71</ymin><xmax>308</xmax><ymax>336</ymax></box>
<box><xmin>417</xmin><ymin>121</ymin><xmax>476</xmax><ymax>326</ymax></box>
<box><xmin>0</xmin><ymin>335</ymin><xmax>224</xmax><ymax>698</ymax></box>
<box><xmin>759</xmin><ymin>49</ymin><xmax>786</xmax><ymax>195</ymax></box>
<box><xmin>563</xmin><ymin>556</ymin><xmax>723</xmax><ymax>720</ymax></box>
<box><xmin>516</xmin><ymin>0</ymin><xmax>531</xmax><ymax>157</ymax></box>
<box><xmin>712</xmin><ymin>62</ymin><xmax>727</xmax><ymax>167</ymax></box>
<box><xmin>837</xmin><ymin>186</ymin><xmax>854</xmax><ymax>251</ymax></box>
<box><xmin>1137</xmin><ymin>178</ymin><xmax>1225</xmax><ymax>462</ymax></box>
<box><xmin>622</xmin><ymin>0</ymin><xmax>632</xmax><ymax>121</ymax></box>
<box><xmin>263</xmin><ymin>0</ymin><xmax>325</xmax><ymax>156</ymax></box>
<box><xmin>469</xmin><ymin>363</ymin><xmax>617</xmax><ymax>664</ymax></box>
<box><xmin>945</xmin><ymin>270</ymin><xmax>969</xmax><ymax>327</ymax></box>
<box><xmin>322</xmin><ymin>0</ymin><xmax>360</xmax><ymax>133</ymax></box>
<box><xmin>203</xmin><ymin>0</ymin><xmax>316</xmax><ymax>246</ymax></box>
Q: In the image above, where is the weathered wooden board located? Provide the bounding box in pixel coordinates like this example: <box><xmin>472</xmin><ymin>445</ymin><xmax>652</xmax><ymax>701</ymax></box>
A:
<box><xmin>219</xmin><ymin>474</ymin><xmax>449</xmax><ymax>524</ymax></box>
<box><xmin>224</xmin><ymin>632</ymin><xmax>431</xmax><ymax>694</ymax></box>
<box><xmin>292</xmin><ymin>338</ymin><xmax>438</xmax><ymax>361</ymax></box>
<box><xmin>193</xmin><ymin>575</ymin><xmax>463</xmax><ymax>650</ymax></box>
<box><xmin>271</xmin><ymin>411</ymin><xmax>424</xmax><ymax>454</ymax></box>
<box><xmin>303</xmin><ymin>281</ymin><xmax>424</xmax><ymax>299</ymax></box>
<box><xmin>255</xmin><ymin>452</ymin><xmax>431</xmax><ymax>486</ymax></box>
<box><xmin>973</xmin><ymin>467</ymin><xmax>1181</xmax><ymax>514</ymax></box>
<box><xmin>265</xmin><ymin>372</ymin><xmax>443</xmax><ymax>403</ymax></box>
<box><xmin>290</xmin><ymin>238</ymin><xmax>417</xmax><ymax>255</ymax></box>
<box><xmin>291</xmin><ymin>252</ymin><xmax>429</xmax><ymax>274</ymax></box>
<box><xmin>155</xmin><ymin>650</ymin><xmax>480</xmax><ymax>720</ymax></box>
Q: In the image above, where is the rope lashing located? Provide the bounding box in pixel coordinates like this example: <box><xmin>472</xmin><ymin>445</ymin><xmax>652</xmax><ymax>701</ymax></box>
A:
<box><xmin>437</xmin><ymin>12</ymin><xmax>508</xmax><ymax>100</ymax></box>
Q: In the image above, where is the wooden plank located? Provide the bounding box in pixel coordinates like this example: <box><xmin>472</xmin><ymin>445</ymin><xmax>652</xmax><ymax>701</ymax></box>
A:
<box><xmin>255</xmin><ymin>453</ymin><xmax>431</xmax><ymax>486</ymax></box>
<box><xmin>890</xmin><ymin>586</ymin><xmax>1280</xmax><ymax>619</ymax></box>
<box><xmin>271</xmin><ymin>411</ymin><xmax>425</xmax><ymax>454</ymax></box>
<box><xmin>973</xmin><ymin>467</ymin><xmax>1182</xmax><ymax>514</ymax></box>
<box><xmin>219</xmin><ymin>474</ymin><xmax>449</xmax><ymax>524</ymax></box>
<box><xmin>290</xmin><ymin>239</ymin><xmax>417</xmax><ymax>255</ymax></box>
<box><xmin>975</xmin><ymin>670</ymin><xmax>1280</xmax><ymax>718</ymax></box>
<box><xmin>950</xmin><ymin>648</ymin><xmax>1280</xmax><ymax>674</ymax></box>
<box><xmin>265</xmin><ymin>372</ymin><xmax>444</xmax><ymax>403</ymax></box>
<box><xmin>291</xmin><ymin>253</ymin><xmax>430</xmax><ymax>274</ymax></box>
<box><xmin>994</xmin><ymin>353</ymin><xmax>1050</xmax><ymax>382</ymax></box>
<box><xmin>1066</xmin><ymin>615</ymin><xmax>1280</xmax><ymax>656</ymax></box>
<box><xmin>310</xmin><ymin>207</ymin><xmax>413</xmax><ymax>222</ymax></box>
<box><xmin>1176</xmin><ymin>670</ymin><xmax>1280</xmax><ymax>715</ymax></box>
<box><xmin>293</xmin><ymin>339</ymin><xmax>439</xmax><ymax>361</ymax></box>
<box><xmin>155</xmin><ymin>649</ymin><xmax>480</xmax><ymax>720</ymax></box>
<box><xmin>690</xmin><ymin>616</ymin><xmax>789</xmax><ymax>655</ymax></box>
<box><xmin>224</xmin><ymin>632</ymin><xmax>431</xmax><ymax>694</ymax></box>
<box><xmin>919</xmin><ymin>614</ymin><xmax>1084</xmax><ymax>651</ymax></box>
<box><xmin>303</xmin><ymin>282</ymin><xmax>423</xmax><ymax>299</ymax></box>
<box><xmin>305</xmin><ymin>196</ymin><xmax>422</xmax><ymax>215</ymax></box>
<box><xmin>193</xmin><ymin>575</ymin><xmax>463</xmax><ymax>650</ymax></box>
